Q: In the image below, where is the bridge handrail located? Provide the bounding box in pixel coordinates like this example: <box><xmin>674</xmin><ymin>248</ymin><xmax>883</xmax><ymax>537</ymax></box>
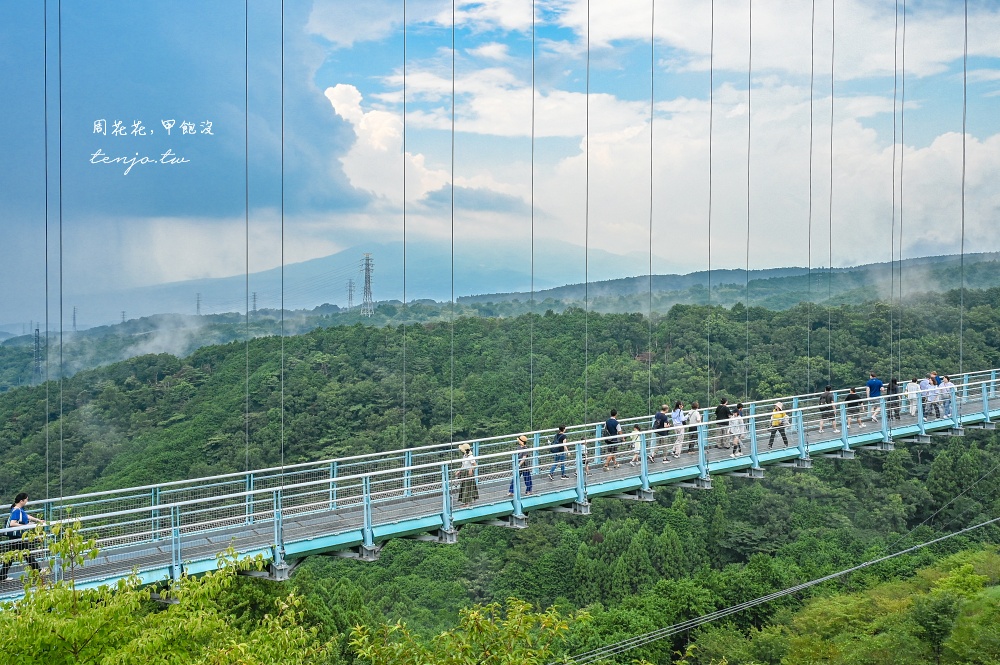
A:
<box><xmin>28</xmin><ymin>374</ymin><xmax>995</xmax><ymax>516</ymax></box>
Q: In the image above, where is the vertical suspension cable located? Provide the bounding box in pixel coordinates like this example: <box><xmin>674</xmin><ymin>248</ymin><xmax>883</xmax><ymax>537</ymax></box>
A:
<box><xmin>584</xmin><ymin>0</ymin><xmax>590</xmax><ymax>422</ymax></box>
<box><xmin>450</xmin><ymin>0</ymin><xmax>455</xmax><ymax>442</ymax></box>
<box><xmin>890</xmin><ymin>0</ymin><xmax>899</xmax><ymax>383</ymax></box>
<box><xmin>744</xmin><ymin>0</ymin><xmax>752</xmax><ymax>401</ymax></box>
<box><xmin>706</xmin><ymin>0</ymin><xmax>715</xmax><ymax>404</ymax></box>
<box><xmin>648</xmin><ymin>0</ymin><xmax>654</xmax><ymax>415</ymax></box>
<box><xmin>280</xmin><ymin>0</ymin><xmax>286</xmax><ymax>479</ymax></box>
<box><xmin>530</xmin><ymin>0</ymin><xmax>536</xmax><ymax>429</ymax></box>
<box><xmin>807</xmin><ymin>0</ymin><xmax>816</xmax><ymax>391</ymax></box>
<box><xmin>825</xmin><ymin>0</ymin><xmax>836</xmax><ymax>382</ymax></box>
<box><xmin>898</xmin><ymin>0</ymin><xmax>906</xmax><ymax>377</ymax></box>
<box><xmin>959</xmin><ymin>0</ymin><xmax>967</xmax><ymax>375</ymax></box>
<box><xmin>44</xmin><ymin>0</ymin><xmax>50</xmax><ymax>498</ymax></box>
<box><xmin>58</xmin><ymin>0</ymin><xmax>64</xmax><ymax>503</ymax></box>
<box><xmin>244</xmin><ymin>0</ymin><xmax>250</xmax><ymax>472</ymax></box>
<box><xmin>402</xmin><ymin>0</ymin><xmax>408</xmax><ymax>450</ymax></box>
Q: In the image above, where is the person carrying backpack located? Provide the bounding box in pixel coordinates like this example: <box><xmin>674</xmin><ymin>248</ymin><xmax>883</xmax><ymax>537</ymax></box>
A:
<box><xmin>1</xmin><ymin>492</ymin><xmax>45</xmax><ymax>582</ymax></box>
<box><xmin>548</xmin><ymin>426</ymin><xmax>570</xmax><ymax>480</ymax></box>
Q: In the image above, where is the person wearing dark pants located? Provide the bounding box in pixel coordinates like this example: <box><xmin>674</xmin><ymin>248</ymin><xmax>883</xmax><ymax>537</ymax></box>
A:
<box><xmin>508</xmin><ymin>435</ymin><xmax>533</xmax><ymax>496</ymax></box>
<box><xmin>768</xmin><ymin>402</ymin><xmax>789</xmax><ymax>449</ymax></box>
<box><xmin>1</xmin><ymin>492</ymin><xmax>45</xmax><ymax>583</ymax></box>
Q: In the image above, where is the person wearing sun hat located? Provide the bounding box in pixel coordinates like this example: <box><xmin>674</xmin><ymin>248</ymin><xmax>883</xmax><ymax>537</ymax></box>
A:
<box><xmin>507</xmin><ymin>435</ymin><xmax>533</xmax><ymax>497</ymax></box>
<box><xmin>456</xmin><ymin>443</ymin><xmax>479</xmax><ymax>505</ymax></box>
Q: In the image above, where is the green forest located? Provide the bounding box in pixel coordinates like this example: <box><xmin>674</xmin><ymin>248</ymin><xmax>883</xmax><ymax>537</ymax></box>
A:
<box><xmin>2</xmin><ymin>287</ymin><xmax>1000</xmax><ymax>663</ymax></box>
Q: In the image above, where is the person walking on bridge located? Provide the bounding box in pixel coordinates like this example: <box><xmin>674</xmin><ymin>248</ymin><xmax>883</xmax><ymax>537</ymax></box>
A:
<box><xmin>940</xmin><ymin>376</ymin><xmax>956</xmax><ymax>418</ymax></box>
<box><xmin>457</xmin><ymin>443</ymin><xmax>479</xmax><ymax>505</ymax></box>
<box><xmin>818</xmin><ymin>386</ymin><xmax>838</xmax><ymax>434</ymax></box>
<box><xmin>768</xmin><ymin>402</ymin><xmax>789</xmax><ymax>449</ymax></box>
<box><xmin>507</xmin><ymin>435</ymin><xmax>533</xmax><ymax>497</ymax></box>
<box><xmin>715</xmin><ymin>398</ymin><xmax>732</xmax><ymax>449</ymax></box>
<box><xmin>670</xmin><ymin>401</ymin><xmax>686</xmax><ymax>459</ymax></box>
<box><xmin>866</xmin><ymin>372</ymin><xmax>884</xmax><ymax>423</ymax></box>
<box><xmin>548</xmin><ymin>426</ymin><xmax>570</xmax><ymax>480</ymax></box>
<box><xmin>603</xmin><ymin>410</ymin><xmax>622</xmax><ymax>472</ymax></box>
<box><xmin>845</xmin><ymin>387</ymin><xmax>864</xmax><ymax>429</ymax></box>
<box><xmin>685</xmin><ymin>402</ymin><xmax>702</xmax><ymax>454</ymax></box>
<box><xmin>1</xmin><ymin>492</ymin><xmax>45</xmax><ymax>583</ymax></box>
<box><xmin>887</xmin><ymin>378</ymin><xmax>901</xmax><ymax>422</ymax></box>
<box><xmin>653</xmin><ymin>404</ymin><xmax>670</xmax><ymax>463</ymax></box>
<box><xmin>728</xmin><ymin>403</ymin><xmax>747</xmax><ymax>457</ymax></box>
<box><xmin>905</xmin><ymin>377</ymin><xmax>920</xmax><ymax>417</ymax></box>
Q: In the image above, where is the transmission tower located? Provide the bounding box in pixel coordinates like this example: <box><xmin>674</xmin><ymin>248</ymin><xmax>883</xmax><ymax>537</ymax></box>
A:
<box><xmin>33</xmin><ymin>327</ymin><xmax>42</xmax><ymax>384</ymax></box>
<box><xmin>346</xmin><ymin>279</ymin><xmax>356</xmax><ymax>312</ymax></box>
<box><xmin>196</xmin><ymin>293</ymin><xmax>202</xmax><ymax>316</ymax></box>
<box><xmin>72</xmin><ymin>306</ymin><xmax>78</xmax><ymax>332</ymax></box>
<box><xmin>121</xmin><ymin>311</ymin><xmax>126</xmax><ymax>324</ymax></box>
<box><xmin>360</xmin><ymin>253</ymin><xmax>375</xmax><ymax>317</ymax></box>
<box><xmin>252</xmin><ymin>292</ymin><xmax>258</xmax><ymax>314</ymax></box>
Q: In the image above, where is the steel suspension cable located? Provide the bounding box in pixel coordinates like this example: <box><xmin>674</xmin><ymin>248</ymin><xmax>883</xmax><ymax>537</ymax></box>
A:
<box><xmin>44</xmin><ymin>0</ymin><xmax>50</xmax><ymax>499</ymax></box>
<box><xmin>244</xmin><ymin>0</ymin><xmax>251</xmax><ymax>473</ymax></box>
<box><xmin>827</xmin><ymin>0</ymin><xmax>835</xmax><ymax>386</ymax></box>
<box><xmin>565</xmin><ymin>513</ymin><xmax>1000</xmax><ymax>664</ymax></box>
<box><xmin>744</xmin><ymin>0</ymin><xmax>752</xmax><ymax>401</ymax></box>
<box><xmin>890</xmin><ymin>0</ymin><xmax>899</xmax><ymax>382</ymax></box>
<box><xmin>898</xmin><ymin>0</ymin><xmax>906</xmax><ymax>377</ymax></box>
<box><xmin>706</xmin><ymin>0</ymin><xmax>715</xmax><ymax>405</ymax></box>
<box><xmin>959</xmin><ymin>0</ymin><xmax>967</xmax><ymax>375</ymax></box>
<box><xmin>584</xmin><ymin>0</ymin><xmax>590</xmax><ymax>423</ymax></box>
<box><xmin>280</xmin><ymin>0</ymin><xmax>286</xmax><ymax>481</ymax></box>
<box><xmin>402</xmin><ymin>0</ymin><xmax>408</xmax><ymax>450</ymax></box>
<box><xmin>530</xmin><ymin>0</ymin><xmax>535</xmax><ymax>430</ymax></box>
<box><xmin>807</xmin><ymin>0</ymin><xmax>815</xmax><ymax>392</ymax></box>
<box><xmin>648</xmin><ymin>0</ymin><xmax>655</xmax><ymax>415</ymax></box>
<box><xmin>58</xmin><ymin>0</ymin><xmax>64</xmax><ymax>504</ymax></box>
<box><xmin>450</xmin><ymin>0</ymin><xmax>455</xmax><ymax>443</ymax></box>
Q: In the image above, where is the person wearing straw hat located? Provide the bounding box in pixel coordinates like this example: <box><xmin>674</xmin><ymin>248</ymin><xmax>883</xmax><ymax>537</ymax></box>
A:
<box><xmin>456</xmin><ymin>443</ymin><xmax>479</xmax><ymax>505</ymax></box>
<box><xmin>768</xmin><ymin>402</ymin><xmax>789</xmax><ymax>449</ymax></box>
<box><xmin>507</xmin><ymin>435</ymin><xmax>533</xmax><ymax>497</ymax></box>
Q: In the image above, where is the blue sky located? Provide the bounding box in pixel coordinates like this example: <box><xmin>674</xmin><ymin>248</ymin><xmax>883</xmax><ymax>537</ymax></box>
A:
<box><xmin>2</xmin><ymin>0</ymin><xmax>999</xmax><ymax>326</ymax></box>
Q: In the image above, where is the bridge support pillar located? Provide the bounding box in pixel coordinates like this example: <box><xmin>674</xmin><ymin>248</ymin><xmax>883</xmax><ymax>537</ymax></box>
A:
<box><xmin>545</xmin><ymin>501</ymin><xmax>591</xmax><ymax>516</ymax></box>
<box><xmin>899</xmin><ymin>434</ymin><xmax>931</xmax><ymax>444</ymax></box>
<box><xmin>487</xmin><ymin>514</ymin><xmax>528</xmax><ymax>530</ymax></box>
<box><xmin>408</xmin><ymin>528</ymin><xmax>459</xmax><ymax>545</ymax></box>
<box><xmin>966</xmin><ymin>422</ymin><xmax>996</xmax><ymax>430</ymax></box>
<box><xmin>336</xmin><ymin>544</ymin><xmax>381</xmax><ymax>562</ymax></box>
<box><xmin>727</xmin><ymin>467</ymin><xmax>764</xmax><ymax>480</ymax></box>
<box><xmin>611</xmin><ymin>488</ymin><xmax>655</xmax><ymax>502</ymax></box>
<box><xmin>778</xmin><ymin>457</ymin><xmax>813</xmax><ymax>469</ymax></box>
<box><xmin>822</xmin><ymin>449</ymin><xmax>856</xmax><ymax>460</ymax></box>
<box><xmin>860</xmin><ymin>440</ymin><xmax>895</xmax><ymax>452</ymax></box>
<box><xmin>678</xmin><ymin>477</ymin><xmax>713</xmax><ymax>490</ymax></box>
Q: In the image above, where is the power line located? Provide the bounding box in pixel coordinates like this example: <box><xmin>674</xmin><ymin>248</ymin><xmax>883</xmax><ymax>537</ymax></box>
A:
<box><xmin>565</xmin><ymin>512</ymin><xmax>1000</xmax><ymax>664</ymax></box>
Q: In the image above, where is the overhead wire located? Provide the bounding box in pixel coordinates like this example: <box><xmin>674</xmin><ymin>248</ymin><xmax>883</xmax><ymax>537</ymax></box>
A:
<box><xmin>959</xmin><ymin>0</ymin><xmax>967</xmax><ymax>375</ymax></box>
<box><xmin>827</xmin><ymin>0</ymin><xmax>835</xmax><ymax>386</ymax></box>
<box><xmin>706</xmin><ymin>0</ymin><xmax>714</xmax><ymax>405</ymax></box>
<box><xmin>806</xmin><ymin>0</ymin><xmax>816</xmax><ymax>392</ymax></box>
<box><xmin>890</xmin><ymin>0</ymin><xmax>899</xmax><ymax>382</ymax></box>
<box><xmin>402</xmin><ymin>0</ymin><xmax>408</xmax><ymax>450</ymax></box>
<box><xmin>744</xmin><ymin>0</ymin><xmax>752</xmax><ymax>401</ymax></box>
<box><xmin>43</xmin><ymin>0</ymin><xmax>50</xmax><ymax>499</ymax></box>
<box><xmin>564</xmin><ymin>512</ymin><xmax>1000</xmax><ymax>664</ymax></box>
<box><xmin>280</xmin><ymin>0</ymin><xmax>286</xmax><ymax>481</ymax></box>
<box><xmin>530</xmin><ymin>0</ymin><xmax>536</xmax><ymax>430</ymax></box>
<box><xmin>244</xmin><ymin>0</ymin><xmax>250</xmax><ymax>473</ymax></box>
<box><xmin>648</xmin><ymin>0</ymin><xmax>655</xmax><ymax>415</ymax></box>
<box><xmin>58</xmin><ymin>0</ymin><xmax>64</xmax><ymax>505</ymax></box>
<box><xmin>584</xmin><ymin>0</ymin><xmax>590</xmax><ymax>423</ymax></box>
<box><xmin>450</xmin><ymin>0</ymin><xmax>455</xmax><ymax>443</ymax></box>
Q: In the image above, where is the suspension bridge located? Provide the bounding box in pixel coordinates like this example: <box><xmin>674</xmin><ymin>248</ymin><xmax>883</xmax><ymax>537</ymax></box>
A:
<box><xmin>3</xmin><ymin>369</ymin><xmax>997</xmax><ymax>600</ymax></box>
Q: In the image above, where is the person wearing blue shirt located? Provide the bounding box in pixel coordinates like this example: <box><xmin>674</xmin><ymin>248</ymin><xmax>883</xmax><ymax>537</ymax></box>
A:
<box><xmin>866</xmin><ymin>372</ymin><xmax>884</xmax><ymax>423</ymax></box>
<box><xmin>652</xmin><ymin>404</ymin><xmax>670</xmax><ymax>463</ymax></box>
<box><xmin>1</xmin><ymin>492</ymin><xmax>45</xmax><ymax>582</ymax></box>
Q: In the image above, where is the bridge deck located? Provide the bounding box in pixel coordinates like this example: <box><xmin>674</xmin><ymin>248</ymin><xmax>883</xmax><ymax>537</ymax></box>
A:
<box><xmin>2</xmin><ymin>370</ymin><xmax>997</xmax><ymax>600</ymax></box>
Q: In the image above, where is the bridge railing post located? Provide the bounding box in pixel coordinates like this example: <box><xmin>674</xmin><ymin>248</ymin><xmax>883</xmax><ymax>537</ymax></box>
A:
<box><xmin>403</xmin><ymin>451</ymin><xmax>413</xmax><ymax>497</ymax></box>
<box><xmin>170</xmin><ymin>505</ymin><xmax>182</xmax><ymax>582</ymax></box>
<box><xmin>962</xmin><ymin>373</ymin><xmax>970</xmax><ymax>404</ymax></box>
<box><xmin>440</xmin><ymin>465</ymin><xmax>454</xmax><ymax>534</ymax></box>
<box><xmin>950</xmin><ymin>386</ymin><xmax>960</xmax><ymax>428</ymax></box>
<box><xmin>748</xmin><ymin>403</ymin><xmax>760</xmax><ymax>467</ymax></box>
<box><xmin>273</xmin><ymin>489</ymin><xmax>285</xmax><ymax>567</ymax></box>
<box><xmin>533</xmin><ymin>432</ymin><xmax>541</xmax><ymax>474</ymax></box>
<box><xmin>880</xmin><ymin>396</ymin><xmax>890</xmax><ymax>443</ymax></box>
<box><xmin>639</xmin><ymin>432</ymin><xmax>650</xmax><ymax>492</ymax></box>
<box><xmin>151</xmin><ymin>487</ymin><xmax>161</xmax><ymax>542</ymax></box>
<box><xmin>839</xmin><ymin>401</ymin><xmax>849</xmax><ymax>446</ymax></box>
<box><xmin>329</xmin><ymin>461</ymin><xmax>337</xmax><ymax>510</ymax></box>
<box><xmin>472</xmin><ymin>442</ymin><xmax>481</xmax><ymax>480</ymax></box>
<box><xmin>795</xmin><ymin>405</ymin><xmax>809</xmax><ymax>455</ymax></box>
<box><xmin>362</xmin><ymin>476</ymin><xmax>374</xmax><ymax>550</ymax></box>
<box><xmin>791</xmin><ymin>397</ymin><xmax>800</xmax><ymax>434</ymax></box>
<box><xmin>594</xmin><ymin>425</ymin><xmax>602</xmax><ymax>464</ymax></box>
<box><xmin>982</xmin><ymin>380</ymin><xmax>991</xmax><ymax>422</ymax></box>
<box><xmin>574</xmin><ymin>441</ymin><xmax>588</xmax><ymax>506</ymax></box>
<box><xmin>992</xmin><ymin>370</ymin><xmax>997</xmax><ymax>399</ymax></box>
<box><xmin>245</xmin><ymin>473</ymin><xmax>254</xmax><ymax>525</ymax></box>
<box><xmin>917</xmin><ymin>392</ymin><xmax>926</xmax><ymax>435</ymax></box>
<box><xmin>697</xmin><ymin>422</ymin><xmax>709</xmax><ymax>481</ymax></box>
<box><xmin>510</xmin><ymin>453</ymin><xmax>525</xmax><ymax>518</ymax></box>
